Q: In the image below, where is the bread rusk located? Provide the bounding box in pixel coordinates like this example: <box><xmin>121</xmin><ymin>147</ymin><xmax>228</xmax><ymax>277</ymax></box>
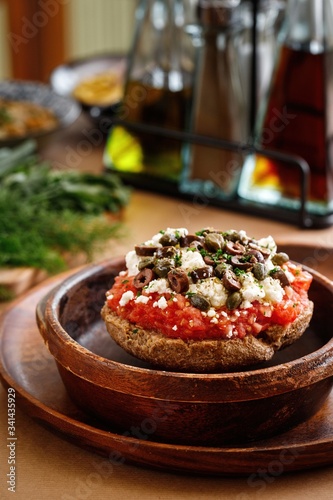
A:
<box><xmin>101</xmin><ymin>301</ymin><xmax>313</xmax><ymax>372</ymax></box>
<box><xmin>102</xmin><ymin>227</ymin><xmax>314</xmax><ymax>372</ymax></box>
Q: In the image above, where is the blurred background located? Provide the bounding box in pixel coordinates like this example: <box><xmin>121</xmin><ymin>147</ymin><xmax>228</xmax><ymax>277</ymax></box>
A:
<box><xmin>0</xmin><ymin>0</ymin><xmax>136</xmax><ymax>81</ymax></box>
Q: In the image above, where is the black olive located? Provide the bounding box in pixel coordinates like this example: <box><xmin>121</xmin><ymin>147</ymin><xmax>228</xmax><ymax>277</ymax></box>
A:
<box><xmin>248</xmin><ymin>242</ymin><xmax>271</xmax><ymax>258</ymax></box>
<box><xmin>190</xmin><ymin>266</ymin><xmax>213</xmax><ymax>283</ymax></box>
<box><xmin>188</xmin><ymin>293</ymin><xmax>210</xmax><ymax>311</ymax></box>
<box><xmin>231</xmin><ymin>255</ymin><xmax>253</xmax><ymax>270</ymax></box>
<box><xmin>222</xmin><ymin>269</ymin><xmax>241</xmax><ymax>292</ymax></box>
<box><xmin>203</xmin><ymin>255</ymin><xmax>216</xmax><ymax>266</ymax></box>
<box><xmin>155</xmin><ymin>246</ymin><xmax>177</xmax><ymax>258</ymax></box>
<box><xmin>133</xmin><ymin>268</ymin><xmax>155</xmax><ymax>289</ymax></box>
<box><xmin>225</xmin><ymin>240</ymin><xmax>245</xmax><ymax>255</ymax></box>
<box><xmin>247</xmin><ymin>249</ymin><xmax>265</xmax><ymax>263</ymax></box>
<box><xmin>179</xmin><ymin>234</ymin><xmax>204</xmax><ymax>248</ymax></box>
<box><xmin>167</xmin><ymin>268</ymin><xmax>189</xmax><ymax>293</ymax></box>
<box><xmin>270</xmin><ymin>268</ymin><xmax>290</xmax><ymax>287</ymax></box>
<box><xmin>135</xmin><ymin>245</ymin><xmax>158</xmax><ymax>256</ymax></box>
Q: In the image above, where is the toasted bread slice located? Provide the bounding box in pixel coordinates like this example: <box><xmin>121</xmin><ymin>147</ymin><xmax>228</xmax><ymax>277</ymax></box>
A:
<box><xmin>101</xmin><ymin>300</ymin><xmax>314</xmax><ymax>372</ymax></box>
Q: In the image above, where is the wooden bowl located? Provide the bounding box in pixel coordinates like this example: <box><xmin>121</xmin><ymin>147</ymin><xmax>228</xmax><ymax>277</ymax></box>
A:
<box><xmin>36</xmin><ymin>258</ymin><xmax>333</xmax><ymax>446</ymax></box>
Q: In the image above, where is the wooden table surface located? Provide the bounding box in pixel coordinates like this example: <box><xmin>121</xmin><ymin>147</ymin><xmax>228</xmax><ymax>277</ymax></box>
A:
<box><xmin>1</xmin><ymin>115</ymin><xmax>333</xmax><ymax>499</ymax></box>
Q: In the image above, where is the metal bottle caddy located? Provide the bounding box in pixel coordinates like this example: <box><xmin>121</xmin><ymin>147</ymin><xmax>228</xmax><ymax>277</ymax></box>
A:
<box><xmin>104</xmin><ymin>0</ymin><xmax>333</xmax><ymax>229</ymax></box>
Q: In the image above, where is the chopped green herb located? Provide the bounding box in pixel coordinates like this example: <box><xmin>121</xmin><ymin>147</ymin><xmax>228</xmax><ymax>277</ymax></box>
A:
<box><xmin>174</xmin><ymin>253</ymin><xmax>182</xmax><ymax>266</ymax></box>
<box><xmin>234</xmin><ymin>268</ymin><xmax>246</xmax><ymax>276</ymax></box>
<box><xmin>269</xmin><ymin>267</ymin><xmax>280</xmax><ymax>275</ymax></box>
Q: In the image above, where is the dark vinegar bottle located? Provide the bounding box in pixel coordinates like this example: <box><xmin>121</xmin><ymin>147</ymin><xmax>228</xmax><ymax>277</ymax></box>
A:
<box><xmin>239</xmin><ymin>0</ymin><xmax>333</xmax><ymax>216</ymax></box>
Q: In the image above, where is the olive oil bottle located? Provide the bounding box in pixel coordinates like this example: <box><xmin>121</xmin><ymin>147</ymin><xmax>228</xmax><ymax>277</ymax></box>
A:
<box><xmin>104</xmin><ymin>0</ymin><xmax>195</xmax><ymax>185</ymax></box>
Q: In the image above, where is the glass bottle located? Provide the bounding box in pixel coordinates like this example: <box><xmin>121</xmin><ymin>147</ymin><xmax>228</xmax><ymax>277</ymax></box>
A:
<box><xmin>237</xmin><ymin>0</ymin><xmax>286</xmax><ymax>128</ymax></box>
<box><xmin>180</xmin><ymin>0</ymin><xmax>246</xmax><ymax>199</ymax></box>
<box><xmin>239</xmin><ymin>0</ymin><xmax>333</xmax><ymax>217</ymax></box>
<box><xmin>104</xmin><ymin>0</ymin><xmax>196</xmax><ymax>185</ymax></box>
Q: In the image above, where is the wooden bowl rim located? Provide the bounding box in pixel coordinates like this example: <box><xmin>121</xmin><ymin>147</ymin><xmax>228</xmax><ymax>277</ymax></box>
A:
<box><xmin>38</xmin><ymin>257</ymin><xmax>333</xmax><ymax>403</ymax></box>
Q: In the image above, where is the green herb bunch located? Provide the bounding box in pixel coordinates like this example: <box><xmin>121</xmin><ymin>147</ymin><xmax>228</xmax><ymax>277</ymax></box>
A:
<box><xmin>0</xmin><ymin>140</ymin><xmax>130</xmax><ymax>277</ymax></box>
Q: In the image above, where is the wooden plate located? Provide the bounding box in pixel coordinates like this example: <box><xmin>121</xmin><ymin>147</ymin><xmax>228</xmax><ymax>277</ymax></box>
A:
<box><xmin>1</xmin><ymin>262</ymin><xmax>333</xmax><ymax>476</ymax></box>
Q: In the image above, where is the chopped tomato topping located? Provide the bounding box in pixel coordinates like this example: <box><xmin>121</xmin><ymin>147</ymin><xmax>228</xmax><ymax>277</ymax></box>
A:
<box><xmin>106</xmin><ymin>263</ymin><xmax>312</xmax><ymax>341</ymax></box>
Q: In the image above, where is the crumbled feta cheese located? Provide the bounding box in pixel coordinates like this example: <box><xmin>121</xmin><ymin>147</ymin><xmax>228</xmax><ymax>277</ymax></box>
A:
<box><xmin>145</xmin><ymin>278</ymin><xmax>172</xmax><ymax>294</ymax></box>
<box><xmin>172</xmin><ymin>325</ymin><xmax>178</xmax><ymax>331</ymax></box>
<box><xmin>240</xmin><ymin>300</ymin><xmax>252</xmax><ymax>309</ymax></box>
<box><xmin>240</xmin><ymin>273</ymin><xmax>265</xmax><ymax>303</ymax></box>
<box><xmin>153</xmin><ymin>296</ymin><xmax>168</xmax><ymax>309</ymax></box>
<box><xmin>163</xmin><ymin>227</ymin><xmax>188</xmax><ymax>239</ymax></box>
<box><xmin>180</xmin><ymin>249</ymin><xmax>206</xmax><ymax>272</ymax></box>
<box><xmin>284</xmin><ymin>269</ymin><xmax>295</xmax><ymax>283</ymax></box>
<box><xmin>257</xmin><ymin>235</ymin><xmax>277</xmax><ymax>254</ymax></box>
<box><xmin>238</xmin><ymin>230</ymin><xmax>248</xmax><ymax>242</ymax></box>
<box><xmin>148</xmin><ymin>227</ymin><xmax>188</xmax><ymax>245</ymax></box>
<box><xmin>119</xmin><ymin>290</ymin><xmax>134</xmax><ymax>306</ymax></box>
<box><xmin>125</xmin><ymin>250</ymin><xmax>140</xmax><ymax>276</ymax></box>
<box><xmin>189</xmin><ymin>278</ymin><xmax>228</xmax><ymax>308</ymax></box>
<box><xmin>262</xmin><ymin>276</ymin><xmax>285</xmax><ymax>303</ymax></box>
<box><xmin>265</xmin><ymin>258</ymin><xmax>277</xmax><ymax>272</ymax></box>
<box><xmin>207</xmin><ymin>308</ymin><xmax>216</xmax><ymax>318</ymax></box>
<box><xmin>134</xmin><ymin>295</ymin><xmax>150</xmax><ymax>304</ymax></box>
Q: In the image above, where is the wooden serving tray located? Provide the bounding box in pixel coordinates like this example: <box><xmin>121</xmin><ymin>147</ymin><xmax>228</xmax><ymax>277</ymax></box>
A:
<box><xmin>1</xmin><ymin>262</ymin><xmax>333</xmax><ymax>476</ymax></box>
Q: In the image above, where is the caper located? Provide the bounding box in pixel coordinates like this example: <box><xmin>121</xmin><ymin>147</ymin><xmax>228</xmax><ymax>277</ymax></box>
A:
<box><xmin>215</xmin><ymin>262</ymin><xmax>229</xmax><ymax>278</ymax></box>
<box><xmin>153</xmin><ymin>258</ymin><xmax>174</xmax><ymax>278</ymax></box>
<box><xmin>224</xmin><ymin>230</ymin><xmax>241</xmax><ymax>242</ymax></box>
<box><xmin>188</xmin><ymin>293</ymin><xmax>210</xmax><ymax>311</ymax></box>
<box><xmin>159</xmin><ymin>233</ymin><xmax>178</xmax><ymax>246</ymax></box>
<box><xmin>272</xmin><ymin>252</ymin><xmax>289</xmax><ymax>266</ymax></box>
<box><xmin>253</xmin><ymin>262</ymin><xmax>267</xmax><ymax>280</ymax></box>
<box><xmin>226</xmin><ymin>291</ymin><xmax>242</xmax><ymax>310</ymax></box>
<box><xmin>204</xmin><ymin>232</ymin><xmax>225</xmax><ymax>251</ymax></box>
<box><xmin>138</xmin><ymin>257</ymin><xmax>155</xmax><ymax>271</ymax></box>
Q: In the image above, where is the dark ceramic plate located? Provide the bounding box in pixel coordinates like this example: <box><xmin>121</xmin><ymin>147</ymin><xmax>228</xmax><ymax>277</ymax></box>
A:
<box><xmin>0</xmin><ymin>80</ymin><xmax>81</xmax><ymax>146</ymax></box>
